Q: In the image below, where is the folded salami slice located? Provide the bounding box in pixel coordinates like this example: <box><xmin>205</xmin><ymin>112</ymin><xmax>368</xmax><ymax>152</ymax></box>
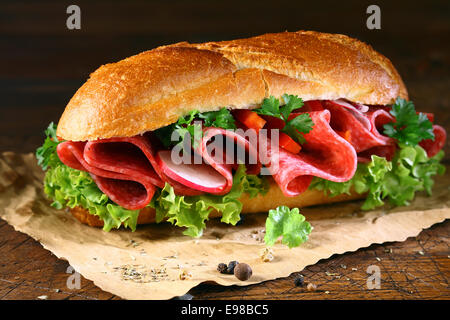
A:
<box><xmin>303</xmin><ymin>100</ymin><xmax>325</xmax><ymax>112</ymax></box>
<box><xmin>57</xmin><ymin>135</ymin><xmax>203</xmax><ymax>210</ymax></box>
<box><xmin>155</xmin><ymin>127</ymin><xmax>261</xmax><ymax>195</ymax></box>
<box><xmin>84</xmin><ymin>137</ymin><xmax>164</xmax><ymax>188</ymax></box>
<box><xmin>195</xmin><ymin>127</ymin><xmax>261</xmax><ymax>195</ymax></box>
<box><xmin>328</xmin><ymin>99</ymin><xmax>371</xmax><ymax>129</ymax></box>
<box><xmin>57</xmin><ymin>140</ymin><xmax>157</xmax><ymax>210</ymax></box>
<box><xmin>263</xmin><ymin>110</ymin><xmax>357</xmax><ymax>197</ymax></box>
<box><xmin>420</xmin><ymin>124</ymin><xmax>447</xmax><ymax>158</ymax></box>
<box><xmin>324</xmin><ymin>101</ymin><xmax>396</xmax><ymax>160</ymax></box>
<box><xmin>83</xmin><ymin>135</ymin><xmax>203</xmax><ymax>196</ymax></box>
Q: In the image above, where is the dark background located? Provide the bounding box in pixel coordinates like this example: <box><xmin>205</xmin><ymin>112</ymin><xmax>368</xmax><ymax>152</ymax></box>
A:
<box><xmin>0</xmin><ymin>0</ymin><xmax>449</xmax><ymax>300</ymax></box>
<box><xmin>1</xmin><ymin>0</ymin><xmax>449</xmax><ymax>157</ymax></box>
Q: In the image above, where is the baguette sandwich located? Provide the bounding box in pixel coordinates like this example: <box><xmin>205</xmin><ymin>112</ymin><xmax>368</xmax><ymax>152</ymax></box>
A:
<box><xmin>36</xmin><ymin>31</ymin><xmax>446</xmax><ymax>247</ymax></box>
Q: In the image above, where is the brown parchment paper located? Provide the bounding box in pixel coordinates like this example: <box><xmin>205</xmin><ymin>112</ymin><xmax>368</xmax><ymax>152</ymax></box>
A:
<box><xmin>0</xmin><ymin>151</ymin><xmax>449</xmax><ymax>300</ymax></box>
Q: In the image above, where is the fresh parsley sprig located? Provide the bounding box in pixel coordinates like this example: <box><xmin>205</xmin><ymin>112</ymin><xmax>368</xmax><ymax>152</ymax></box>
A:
<box><xmin>383</xmin><ymin>98</ymin><xmax>435</xmax><ymax>147</ymax></box>
<box><xmin>154</xmin><ymin>108</ymin><xmax>236</xmax><ymax>149</ymax></box>
<box><xmin>198</xmin><ymin>108</ymin><xmax>237</xmax><ymax>130</ymax></box>
<box><xmin>253</xmin><ymin>94</ymin><xmax>314</xmax><ymax>143</ymax></box>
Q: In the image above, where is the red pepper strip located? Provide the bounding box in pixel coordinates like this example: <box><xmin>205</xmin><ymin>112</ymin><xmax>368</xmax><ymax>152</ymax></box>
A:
<box><xmin>279</xmin><ymin>132</ymin><xmax>302</xmax><ymax>154</ymax></box>
<box><xmin>233</xmin><ymin>109</ymin><xmax>266</xmax><ymax>133</ymax></box>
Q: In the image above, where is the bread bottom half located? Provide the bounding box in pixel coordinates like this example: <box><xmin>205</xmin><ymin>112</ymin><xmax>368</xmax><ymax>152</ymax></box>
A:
<box><xmin>70</xmin><ymin>179</ymin><xmax>364</xmax><ymax>228</ymax></box>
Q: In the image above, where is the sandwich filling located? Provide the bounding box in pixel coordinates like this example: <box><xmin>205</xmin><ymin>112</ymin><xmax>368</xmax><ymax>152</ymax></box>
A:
<box><xmin>37</xmin><ymin>96</ymin><xmax>446</xmax><ymax>247</ymax></box>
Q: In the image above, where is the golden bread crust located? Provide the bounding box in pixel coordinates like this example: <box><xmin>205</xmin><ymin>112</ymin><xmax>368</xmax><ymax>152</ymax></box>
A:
<box><xmin>57</xmin><ymin>30</ymin><xmax>408</xmax><ymax>141</ymax></box>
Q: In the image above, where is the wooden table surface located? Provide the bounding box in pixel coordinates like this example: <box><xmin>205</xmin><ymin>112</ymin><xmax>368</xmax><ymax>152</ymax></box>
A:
<box><xmin>0</xmin><ymin>0</ymin><xmax>449</xmax><ymax>300</ymax></box>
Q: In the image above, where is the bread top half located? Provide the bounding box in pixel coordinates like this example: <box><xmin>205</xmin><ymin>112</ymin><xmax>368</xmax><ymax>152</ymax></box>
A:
<box><xmin>57</xmin><ymin>30</ymin><xmax>408</xmax><ymax>141</ymax></box>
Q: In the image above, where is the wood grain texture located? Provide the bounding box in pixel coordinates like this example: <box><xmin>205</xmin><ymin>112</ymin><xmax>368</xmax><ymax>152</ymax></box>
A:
<box><xmin>0</xmin><ymin>219</ymin><xmax>448</xmax><ymax>300</ymax></box>
<box><xmin>0</xmin><ymin>0</ymin><xmax>449</xmax><ymax>299</ymax></box>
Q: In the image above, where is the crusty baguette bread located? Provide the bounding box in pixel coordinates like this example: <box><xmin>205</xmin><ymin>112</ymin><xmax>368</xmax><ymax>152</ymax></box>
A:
<box><xmin>60</xmin><ymin>30</ymin><xmax>405</xmax><ymax>227</ymax></box>
<box><xmin>70</xmin><ymin>178</ymin><xmax>364</xmax><ymax>228</ymax></box>
<box><xmin>57</xmin><ymin>30</ymin><xmax>408</xmax><ymax>142</ymax></box>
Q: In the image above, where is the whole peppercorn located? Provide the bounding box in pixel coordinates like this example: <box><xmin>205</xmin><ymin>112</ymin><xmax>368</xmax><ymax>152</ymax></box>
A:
<box><xmin>294</xmin><ymin>275</ymin><xmax>304</xmax><ymax>287</ymax></box>
<box><xmin>234</xmin><ymin>263</ymin><xmax>252</xmax><ymax>281</ymax></box>
<box><xmin>217</xmin><ymin>263</ymin><xmax>228</xmax><ymax>274</ymax></box>
<box><xmin>227</xmin><ymin>261</ymin><xmax>239</xmax><ymax>274</ymax></box>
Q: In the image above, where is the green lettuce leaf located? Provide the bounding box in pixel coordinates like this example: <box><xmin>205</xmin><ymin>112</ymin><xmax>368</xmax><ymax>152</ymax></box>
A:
<box><xmin>264</xmin><ymin>206</ymin><xmax>312</xmax><ymax>248</ymax></box>
<box><xmin>310</xmin><ymin>146</ymin><xmax>445</xmax><ymax>210</ymax></box>
<box><xmin>43</xmin><ymin>160</ymin><xmax>268</xmax><ymax>236</ymax></box>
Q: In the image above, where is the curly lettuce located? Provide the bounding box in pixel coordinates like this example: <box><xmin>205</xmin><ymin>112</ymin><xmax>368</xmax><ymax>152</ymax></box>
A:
<box><xmin>37</xmin><ymin>123</ymin><xmax>269</xmax><ymax>235</ymax></box>
<box><xmin>264</xmin><ymin>206</ymin><xmax>312</xmax><ymax>248</ymax></box>
<box><xmin>44</xmin><ymin>164</ymin><xmax>140</xmax><ymax>231</ymax></box>
<box><xmin>42</xmin><ymin>155</ymin><xmax>269</xmax><ymax>235</ymax></box>
<box><xmin>310</xmin><ymin>146</ymin><xmax>445</xmax><ymax>210</ymax></box>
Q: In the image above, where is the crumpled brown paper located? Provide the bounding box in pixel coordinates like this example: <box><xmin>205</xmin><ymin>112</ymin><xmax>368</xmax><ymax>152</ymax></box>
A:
<box><xmin>0</xmin><ymin>151</ymin><xmax>449</xmax><ymax>300</ymax></box>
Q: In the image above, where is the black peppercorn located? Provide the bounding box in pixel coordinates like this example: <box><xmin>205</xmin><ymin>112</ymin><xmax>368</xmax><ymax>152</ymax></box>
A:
<box><xmin>234</xmin><ymin>263</ymin><xmax>252</xmax><ymax>281</ymax></box>
<box><xmin>227</xmin><ymin>261</ymin><xmax>239</xmax><ymax>274</ymax></box>
<box><xmin>217</xmin><ymin>263</ymin><xmax>228</xmax><ymax>274</ymax></box>
<box><xmin>294</xmin><ymin>275</ymin><xmax>304</xmax><ymax>287</ymax></box>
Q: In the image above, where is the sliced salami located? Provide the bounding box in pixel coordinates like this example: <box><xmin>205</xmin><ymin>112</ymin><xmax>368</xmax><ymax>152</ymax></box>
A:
<box><xmin>194</xmin><ymin>127</ymin><xmax>261</xmax><ymax>195</ymax></box>
<box><xmin>325</xmin><ymin>101</ymin><xmax>396</xmax><ymax>158</ymax></box>
<box><xmin>55</xmin><ymin>99</ymin><xmax>446</xmax><ymax>207</ymax></box>
<box><xmin>263</xmin><ymin>110</ymin><xmax>357</xmax><ymax>196</ymax></box>
<box><xmin>57</xmin><ymin>141</ymin><xmax>157</xmax><ymax>210</ymax></box>
<box><xmin>56</xmin><ymin>135</ymin><xmax>202</xmax><ymax>210</ymax></box>
<box><xmin>328</xmin><ymin>99</ymin><xmax>371</xmax><ymax>129</ymax></box>
<box><xmin>83</xmin><ymin>135</ymin><xmax>203</xmax><ymax>196</ymax></box>
<box><xmin>419</xmin><ymin>125</ymin><xmax>447</xmax><ymax>158</ymax></box>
